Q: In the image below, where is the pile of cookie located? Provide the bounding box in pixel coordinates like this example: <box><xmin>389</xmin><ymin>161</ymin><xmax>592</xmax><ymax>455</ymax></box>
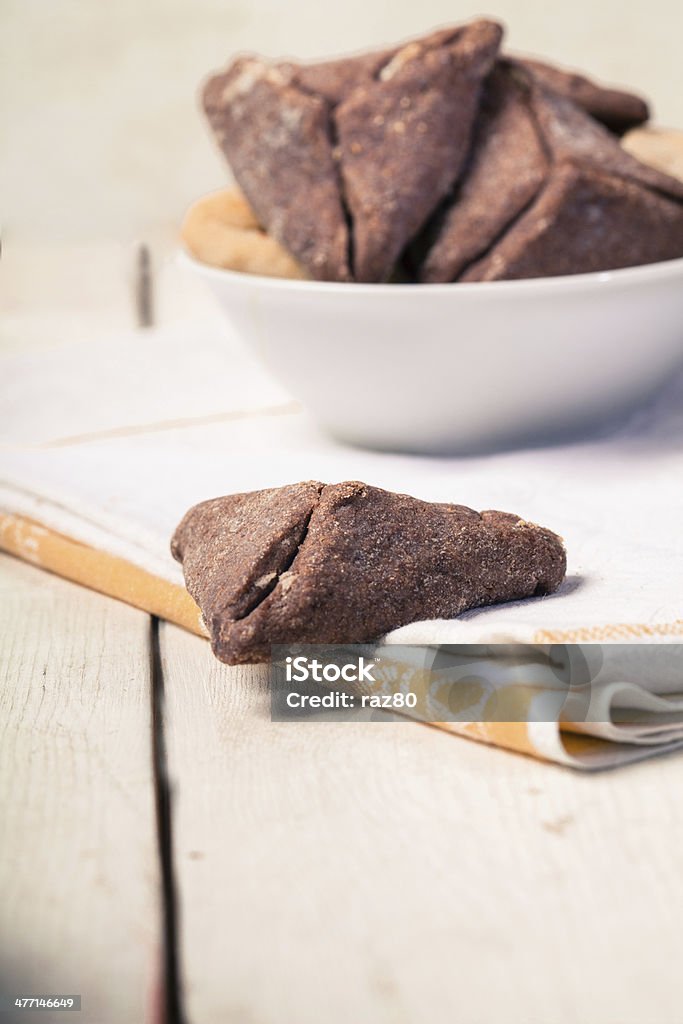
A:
<box><xmin>192</xmin><ymin>19</ymin><xmax>683</xmax><ymax>283</ymax></box>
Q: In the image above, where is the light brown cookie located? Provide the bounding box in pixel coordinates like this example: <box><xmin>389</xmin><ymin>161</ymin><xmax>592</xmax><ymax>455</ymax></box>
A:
<box><xmin>181</xmin><ymin>189</ymin><xmax>308</xmax><ymax>279</ymax></box>
<box><xmin>622</xmin><ymin>127</ymin><xmax>683</xmax><ymax>183</ymax></box>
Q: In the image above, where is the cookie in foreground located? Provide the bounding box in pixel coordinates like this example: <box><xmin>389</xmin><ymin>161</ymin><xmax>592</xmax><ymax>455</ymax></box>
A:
<box><xmin>171</xmin><ymin>481</ymin><xmax>567</xmax><ymax>664</ymax></box>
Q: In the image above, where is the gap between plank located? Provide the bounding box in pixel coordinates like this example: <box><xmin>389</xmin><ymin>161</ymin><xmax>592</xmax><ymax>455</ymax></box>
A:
<box><xmin>151</xmin><ymin>616</ymin><xmax>188</xmax><ymax>1024</ymax></box>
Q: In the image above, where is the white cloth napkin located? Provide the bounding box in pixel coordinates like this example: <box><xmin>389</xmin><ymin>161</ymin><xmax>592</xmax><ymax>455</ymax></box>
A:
<box><xmin>1</xmin><ymin>312</ymin><xmax>682</xmax><ymax>768</ymax></box>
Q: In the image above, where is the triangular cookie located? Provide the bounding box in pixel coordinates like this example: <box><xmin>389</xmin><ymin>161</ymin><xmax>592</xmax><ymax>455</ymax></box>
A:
<box><xmin>419</xmin><ymin>64</ymin><xmax>548</xmax><ymax>283</ymax></box>
<box><xmin>203</xmin><ymin>59</ymin><xmax>351</xmax><ymax>281</ymax></box>
<box><xmin>527</xmin><ymin>81</ymin><xmax>683</xmax><ymax>201</ymax></box>
<box><xmin>462</xmin><ymin>161</ymin><xmax>683</xmax><ymax>281</ymax></box>
<box><xmin>334</xmin><ymin>20</ymin><xmax>502</xmax><ymax>281</ymax></box>
<box><xmin>172</xmin><ymin>481</ymin><xmax>566</xmax><ymax>664</ymax></box>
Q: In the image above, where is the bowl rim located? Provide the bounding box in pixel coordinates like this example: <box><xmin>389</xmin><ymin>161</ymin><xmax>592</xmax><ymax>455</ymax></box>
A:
<box><xmin>178</xmin><ymin>247</ymin><xmax>683</xmax><ymax>297</ymax></box>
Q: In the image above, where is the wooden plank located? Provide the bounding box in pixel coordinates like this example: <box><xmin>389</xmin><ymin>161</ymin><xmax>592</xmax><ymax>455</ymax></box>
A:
<box><xmin>0</xmin><ymin>554</ymin><xmax>161</xmax><ymax>1024</ymax></box>
<box><xmin>162</xmin><ymin>621</ymin><xmax>683</xmax><ymax>1024</ymax></box>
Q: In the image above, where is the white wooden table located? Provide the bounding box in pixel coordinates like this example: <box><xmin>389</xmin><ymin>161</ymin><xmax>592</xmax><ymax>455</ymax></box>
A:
<box><xmin>3</xmin><ymin>552</ymin><xmax>683</xmax><ymax>1024</ymax></box>
<box><xmin>2</xmin><ymin>246</ymin><xmax>683</xmax><ymax>1024</ymax></box>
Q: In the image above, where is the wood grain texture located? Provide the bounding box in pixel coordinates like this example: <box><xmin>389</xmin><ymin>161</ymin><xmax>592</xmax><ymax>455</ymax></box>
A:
<box><xmin>0</xmin><ymin>512</ymin><xmax>206</xmax><ymax>637</ymax></box>
<box><xmin>0</xmin><ymin>554</ymin><xmax>160</xmax><ymax>1024</ymax></box>
<box><xmin>162</xmin><ymin>621</ymin><xmax>683</xmax><ymax>1024</ymax></box>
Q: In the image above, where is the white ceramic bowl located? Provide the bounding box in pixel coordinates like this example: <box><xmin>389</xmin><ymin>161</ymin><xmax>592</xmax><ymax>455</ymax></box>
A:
<box><xmin>180</xmin><ymin>251</ymin><xmax>683</xmax><ymax>454</ymax></box>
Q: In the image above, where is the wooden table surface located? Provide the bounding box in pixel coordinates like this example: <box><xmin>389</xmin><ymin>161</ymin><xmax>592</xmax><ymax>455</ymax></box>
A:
<box><xmin>2</xmin><ymin>552</ymin><xmax>683</xmax><ymax>1024</ymax></box>
<box><xmin>2</xmin><ymin>246</ymin><xmax>682</xmax><ymax>1024</ymax></box>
